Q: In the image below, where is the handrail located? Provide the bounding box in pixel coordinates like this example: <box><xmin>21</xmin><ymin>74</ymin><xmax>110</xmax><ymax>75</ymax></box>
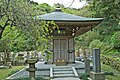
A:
<box><xmin>50</xmin><ymin>67</ymin><xmax>53</xmax><ymax>78</ymax></box>
<box><xmin>72</xmin><ymin>67</ymin><xmax>79</xmax><ymax>77</ymax></box>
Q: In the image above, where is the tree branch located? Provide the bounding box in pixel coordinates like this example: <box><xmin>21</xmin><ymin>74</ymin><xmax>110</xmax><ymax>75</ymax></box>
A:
<box><xmin>0</xmin><ymin>25</ymin><xmax>3</xmax><ymax>29</ymax></box>
<box><xmin>68</xmin><ymin>0</ymin><xmax>75</xmax><ymax>7</ymax></box>
<box><xmin>0</xmin><ymin>19</ymin><xmax>12</xmax><ymax>39</ymax></box>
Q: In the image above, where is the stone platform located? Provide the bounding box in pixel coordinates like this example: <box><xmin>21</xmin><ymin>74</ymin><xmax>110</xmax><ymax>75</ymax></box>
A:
<box><xmin>6</xmin><ymin>61</ymin><xmax>92</xmax><ymax>79</ymax></box>
<box><xmin>51</xmin><ymin>77</ymin><xmax>80</xmax><ymax>80</ymax></box>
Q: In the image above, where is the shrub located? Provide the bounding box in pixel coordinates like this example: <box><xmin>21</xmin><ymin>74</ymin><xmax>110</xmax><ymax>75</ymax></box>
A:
<box><xmin>89</xmin><ymin>40</ymin><xmax>110</xmax><ymax>54</ymax></box>
<box><xmin>79</xmin><ymin>73</ymin><xmax>89</xmax><ymax>80</ymax></box>
<box><xmin>110</xmin><ymin>31</ymin><xmax>120</xmax><ymax>51</ymax></box>
<box><xmin>101</xmin><ymin>55</ymin><xmax>120</xmax><ymax>71</ymax></box>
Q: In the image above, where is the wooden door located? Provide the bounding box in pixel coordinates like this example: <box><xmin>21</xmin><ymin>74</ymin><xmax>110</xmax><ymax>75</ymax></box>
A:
<box><xmin>60</xmin><ymin>39</ymin><xmax>67</xmax><ymax>60</ymax></box>
<box><xmin>53</xmin><ymin>39</ymin><xmax>67</xmax><ymax>62</ymax></box>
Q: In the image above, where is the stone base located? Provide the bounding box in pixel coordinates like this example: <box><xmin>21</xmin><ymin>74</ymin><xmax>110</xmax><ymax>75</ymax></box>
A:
<box><xmin>90</xmin><ymin>71</ymin><xmax>105</xmax><ymax>80</ymax></box>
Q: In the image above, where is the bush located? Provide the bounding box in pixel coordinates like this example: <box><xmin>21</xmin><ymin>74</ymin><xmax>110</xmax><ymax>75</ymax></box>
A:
<box><xmin>110</xmin><ymin>31</ymin><xmax>120</xmax><ymax>51</ymax></box>
<box><xmin>79</xmin><ymin>73</ymin><xmax>89</xmax><ymax>80</ymax></box>
<box><xmin>101</xmin><ymin>55</ymin><xmax>120</xmax><ymax>71</ymax></box>
<box><xmin>89</xmin><ymin>40</ymin><xmax>110</xmax><ymax>54</ymax></box>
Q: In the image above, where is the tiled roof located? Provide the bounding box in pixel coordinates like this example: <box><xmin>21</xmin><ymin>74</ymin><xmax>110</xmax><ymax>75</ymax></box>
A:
<box><xmin>37</xmin><ymin>8</ymin><xmax>103</xmax><ymax>22</ymax></box>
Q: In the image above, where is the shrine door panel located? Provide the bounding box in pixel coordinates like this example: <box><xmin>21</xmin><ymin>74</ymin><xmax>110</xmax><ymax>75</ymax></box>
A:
<box><xmin>53</xmin><ymin>39</ymin><xmax>68</xmax><ymax>62</ymax></box>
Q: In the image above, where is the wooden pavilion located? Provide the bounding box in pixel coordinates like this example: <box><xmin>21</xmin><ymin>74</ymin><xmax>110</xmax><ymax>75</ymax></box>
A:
<box><xmin>39</xmin><ymin>8</ymin><xmax>103</xmax><ymax>65</ymax></box>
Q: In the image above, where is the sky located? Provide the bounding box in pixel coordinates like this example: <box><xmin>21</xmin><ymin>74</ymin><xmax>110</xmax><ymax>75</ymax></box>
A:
<box><xmin>32</xmin><ymin>0</ymin><xmax>87</xmax><ymax>9</ymax></box>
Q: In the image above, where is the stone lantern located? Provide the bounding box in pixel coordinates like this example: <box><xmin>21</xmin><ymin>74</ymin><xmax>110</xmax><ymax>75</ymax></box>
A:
<box><xmin>26</xmin><ymin>59</ymin><xmax>38</xmax><ymax>80</ymax></box>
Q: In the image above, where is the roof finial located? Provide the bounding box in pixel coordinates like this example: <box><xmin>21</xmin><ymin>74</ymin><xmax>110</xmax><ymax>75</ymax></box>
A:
<box><xmin>56</xmin><ymin>3</ymin><xmax>61</xmax><ymax>8</ymax></box>
<box><xmin>54</xmin><ymin>3</ymin><xmax>62</xmax><ymax>12</ymax></box>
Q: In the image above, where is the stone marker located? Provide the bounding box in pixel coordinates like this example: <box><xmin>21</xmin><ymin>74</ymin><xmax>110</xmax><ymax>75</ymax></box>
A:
<box><xmin>92</xmin><ymin>48</ymin><xmax>101</xmax><ymax>72</ymax></box>
<box><xmin>85</xmin><ymin>59</ymin><xmax>90</xmax><ymax>74</ymax></box>
<box><xmin>84</xmin><ymin>49</ymin><xmax>90</xmax><ymax>74</ymax></box>
<box><xmin>26</xmin><ymin>59</ymin><xmax>38</xmax><ymax>80</ymax></box>
<box><xmin>90</xmin><ymin>48</ymin><xmax>105</xmax><ymax>80</ymax></box>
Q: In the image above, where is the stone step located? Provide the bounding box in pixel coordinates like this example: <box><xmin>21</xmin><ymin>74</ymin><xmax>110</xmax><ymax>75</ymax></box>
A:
<box><xmin>53</xmin><ymin>68</ymin><xmax>72</xmax><ymax>71</ymax></box>
<box><xmin>53</xmin><ymin>71</ymin><xmax>73</xmax><ymax>74</ymax></box>
<box><xmin>53</xmin><ymin>74</ymin><xmax>74</xmax><ymax>78</ymax></box>
<box><xmin>51</xmin><ymin>77</ymin><xmax>81</xmax><ymax>80</ymax></box>
<box><xmin>53</xmin><ymin>66</ymin><xmax>71</xmax><ymax>69</ymax></box>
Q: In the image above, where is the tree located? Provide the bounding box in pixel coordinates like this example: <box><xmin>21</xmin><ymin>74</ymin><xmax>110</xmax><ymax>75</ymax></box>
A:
<box><xmin>0</xmin><ymin>0</ymin><xmax>56</xmax><ymax>65</ymax></box>
<box><xmin>75</xmin><ymin>31</ymin><xmax>101</xmax><ymax>50</ymax></box>
<box><xmin>0</xmin><ymin>0</ymin><xmax>32</xmax><ymax>39</ymax></box>
<box><xmin>89</xmin><ymin>39</ymin><xmax>110</xmax><ymax>54</ymax></box>
<box><xmin>89</xmin><ymin>0</ymin><xmax>120</xmax><ymax>35</ymax></box>
<box><xmin>0</xmin><ymin>0</ymin><xmax>55</xmax><ymax>51</ymax></box>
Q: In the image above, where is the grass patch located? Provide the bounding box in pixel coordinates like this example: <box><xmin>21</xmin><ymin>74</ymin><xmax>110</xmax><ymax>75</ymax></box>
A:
<box><xmin>102</xmin><ymin>64</ymin><xmax>120</xmax><ymax>80</ymax></box>
<box><xmin>0</xmin><ymin>66</ymin><xmax>24</xmax><ymax>80</ymax></box>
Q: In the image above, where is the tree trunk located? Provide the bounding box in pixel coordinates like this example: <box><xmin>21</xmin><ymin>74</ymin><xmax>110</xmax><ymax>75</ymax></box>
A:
<box><xmin>0</xmin><ymin>26</ymin><xmax>5</xmax><ymax>39</ymax></box>
<box><xmin>4</xmin><ymin>48</ymin><xmax>7</xmax><ymax>66</ymax></box>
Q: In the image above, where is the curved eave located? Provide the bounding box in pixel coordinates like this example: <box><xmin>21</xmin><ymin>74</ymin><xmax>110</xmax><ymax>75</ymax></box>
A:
<box><xmin>54</xmin><ymin>20</ymin><xmax>103</xmax><ymax>28</ymax></box>
<box><xmin>53</xmin><ymin>20</ymin><xmax>103</xmax><ymax>36</ymax></box>
<box><xmin>44</xmin><ymin>19</ymin><xmax>103</xmax><ymax>36</ymax></box>
<box><xmin>42</xmin><ymin>18</ymin><xmax>103</xmax><ymax>22</ymax></box>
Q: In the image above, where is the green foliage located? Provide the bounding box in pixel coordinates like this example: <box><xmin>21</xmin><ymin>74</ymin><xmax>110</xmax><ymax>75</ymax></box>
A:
<box><xmin>0</xmin><ymin>20</ymin><xmax>56</xmax><ymax>52</ymax></box>
<box><xmin>90</xmin><ymin>0</ymin><xmax>120</xmax><ymax>24</ymax></box>
<box><xmin>31</xmin><ymin>3</ymin><xmax>54</xmax><ymax>15</ymax></box>
<box><xmin>89</xmin><ymin>40</ymin><xmax>110</xmax><ymax>54</ymax></box>
<box><xmin>0</xmin><ymin>0</ymin><xmax>57</xmax><ymax>53</ymax></box>
<box><xmin>62</xmin><ymin>6</ymin><xmax>93</xmax><ymax>17</ymax></box>
<box><xmin>102</xmin><ymin>64</ymin><xmax>120</xmax><ymax>80</ymax></box>
<box><xmin>106</xmin><ymin>50</ymin><xmax>120</xmax><ymax>58</ymax></box>
<box><xmin>0</xmin><ymin>66</ymin><xmax>24</xmax><ymax>80</ymax></box>
<box><xmin>89</xmin><ymin>0</ymin><xmax>120</xmax><ymax>35</ymax></box>
<box><xmin>45</xmin><ymin>50</ymin><xmax>53</xmax><ymax>62</ymax></box>
<box><xmin>0</xmin><ymin>26</ymin><xmax>26</xmax><ymax>52</ymax></box>
<box><xmin>74</xmin><ymin>1</ymin><xmax>120</xmax><ymax>57</ymax></box>
<box><xmin>110</xmin><ymin>31</ymin><xmax>120</xmax><ymax>51</ymax></box>
<box><xmin>79</xmin><ymin>73</ymin><xmax>89</xmax><ymax>80</ymax></box>
<box><xmin>75</xmin><ymin>31</ymin><xmax>101</xmax><ymax>50</ymax></box>
<box><xmin>8</xmin><ymin>70</ymin><xmax>19</xmax><ymax>76</ymax></box>
<box><xmin>101</xmin><ymin>55</ymin><xmax>120</xmax><ymax>71</ymax></box>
